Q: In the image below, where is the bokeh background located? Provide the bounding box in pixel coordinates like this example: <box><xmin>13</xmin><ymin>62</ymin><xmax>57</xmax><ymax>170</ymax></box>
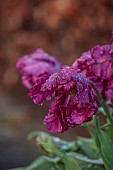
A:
<box><xmin>0</xmin><ymin>0</ymin><xmax>113</xmax><ymax>169</ymax></box>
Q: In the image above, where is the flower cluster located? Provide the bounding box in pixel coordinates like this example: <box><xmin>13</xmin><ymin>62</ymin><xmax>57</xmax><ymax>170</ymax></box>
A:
<box><xmin>16</xmin><ymin>48</ymin><xmax>62</xmax><ymax>88</ymax></box>
<box><xmin>29</xmin><ymin>66</ymin><xmax>98</xmax><ymax>132</ymax></box>
<box><xmin>17</xmin><ymin>35</ymin><xmax>113</xmax><ymax>133</ymax></box>
<box><xmin>73</xmin><ymin>40</ymin><xmax>113</xmax><ymax>107</ymax></box>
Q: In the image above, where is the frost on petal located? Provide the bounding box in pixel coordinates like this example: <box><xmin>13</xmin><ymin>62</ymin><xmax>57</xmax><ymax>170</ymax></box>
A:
<box><xmin>42</xmin><ymin>67</ymin><xmax>98</xmax><ymax>133</ymax></box>
<box><xmin>73</xmin><ymin>36</ymin><xmax>113</xmax><ymax>107</ymax></box>
<box><xmin>28</xmin><ymin>74</ymin><xmax>56</xmax><ymax>104</ymax></box>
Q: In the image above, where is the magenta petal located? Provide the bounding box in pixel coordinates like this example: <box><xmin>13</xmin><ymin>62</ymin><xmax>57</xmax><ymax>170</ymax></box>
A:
<box><xmin>72</xmin><ymin>36</ymin><xmax>113</xmax><ymax>107</ymax></box>
<box><xmin>68</xmin><ymin>110</ymin><xmax>86</xmax><ymax>125</ymax></box>
<box><xmin>42</xmin><ymin>66</ymin><xmax>98</xmax><ymax>132</ymax></box>
<box><xmin>17</xmin><ymin>48</ymin><xmax>62</xmax><ymax>89</ymax></box>
<box><xmin>44</xmin><ymin>114</ymin><xmax>64</xmax><ymax>133</ymax></box>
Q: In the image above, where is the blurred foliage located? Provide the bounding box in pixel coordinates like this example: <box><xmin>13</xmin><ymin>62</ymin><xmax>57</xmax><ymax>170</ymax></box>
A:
<box><xmin>12</xmin><ymin>131</ymin><xmax>105</xmax><ymax>170</ymax></box>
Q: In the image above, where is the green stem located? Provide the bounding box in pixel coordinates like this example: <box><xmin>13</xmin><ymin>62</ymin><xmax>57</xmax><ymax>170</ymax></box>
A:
<box><xmin>90</xmin><ymin>81</ymin><xmax>113</xmax><ymax>126</ymax></box>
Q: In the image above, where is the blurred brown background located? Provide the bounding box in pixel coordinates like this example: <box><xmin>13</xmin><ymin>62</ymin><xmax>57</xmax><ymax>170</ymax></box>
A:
<box><xmin>0</xmin><ymin>0</ymin><xmax>113</xmax><ymax>169</ymax></box>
